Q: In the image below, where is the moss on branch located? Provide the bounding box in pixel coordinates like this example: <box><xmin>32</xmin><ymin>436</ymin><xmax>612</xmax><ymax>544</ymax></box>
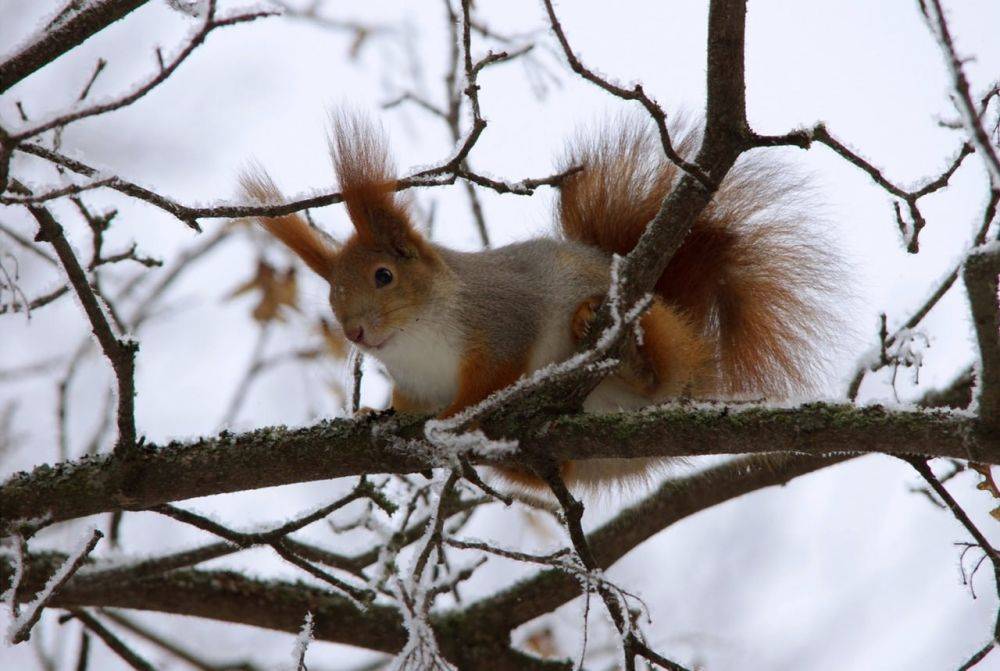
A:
<box><xmin>1</xmin><ymin>402</ymin><xmax>995</xmax><ymax>528</ymax></box>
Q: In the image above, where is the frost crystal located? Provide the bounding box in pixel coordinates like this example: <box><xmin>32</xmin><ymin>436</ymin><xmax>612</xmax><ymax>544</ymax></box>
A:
<box><xmin>286</xmin><ymin>611</ymin><xmax>314</xmax><ymax>671</ymax></box>
<box><xmin>5</xmin><ymin>528</ymin><xmax>100</xmax><ymax>645</ymax></box>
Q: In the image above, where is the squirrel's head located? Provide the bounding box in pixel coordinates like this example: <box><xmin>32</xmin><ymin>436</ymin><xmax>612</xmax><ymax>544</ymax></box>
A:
<box><xmin>241</xmin><ymin>112</ymin><xmax>446</xmax><ymax>352</ymax></box>
<box><xmin>326</xmin><ymin>189</ymin><xmax>444</xmax><ymax>351</ymax></box>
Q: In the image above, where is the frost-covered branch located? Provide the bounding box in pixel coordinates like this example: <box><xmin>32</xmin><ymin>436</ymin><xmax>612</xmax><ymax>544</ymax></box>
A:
<box><xmin>4</xmin><ymin>1</ymin><xmax>277</xmax><ymax>143</ymax></box>
<box><xmin>756</xmin><ymin>125</ymin><xmax>976</xmax><ymax>253</ymax></box>
<box><xmin>0</xmin><ymin>361</ymin><xmax>970</xmax><ymax>665</ymax></box>
<box><xmin>921</xmin><ymin>0</ymin><xmax>1000</xmax><ymax>189</ymax></box>
<box><xmin>0</xmin><ymin>451</ymin><xmax>844</xmax><ymax>669</ymax></box>
<box><xmin>5</xmin><ymin>528</ymin><xmax>102</xmax><ymax>644</ymax></box>
<box><xmin>12</xmin><ymin>139</ymin><xmax>578</xmax><ymax>232</ymax></box>
<box><xmin>964</xmin><ymin>246</ymin><xmax>1000</xmax><ymax>430</ymax></box>
<box><xmin>905</xmin><ymin>457</ymin><xmax>1000</xmax><ymax>670</ymax></box>
<box><xmin>289</xmin><ymin>612</ymin><xmax>314</xmax><ymax>671</ymax></box>
<box><xmin>524</xmin><ymin>455</ymin><xmax>690</xmax><ymax>670</ymax></box>
<box><xmin>846</xmin><ymin>188</ymin><xmax>998</xmax><ymax>400</ymax></box>
<box><xmin>19</xmin><ymin>186</ymin><xmax>139</xmax><ymax>456</ymax></box>
<box><xmin>540</xmin><ymin>0</ymin><xmax>712</xmax><ymax>189</ymax></box>
<box><xmin>0</xmin><ymin>0</ymin><xmax>150</xmax><ymax>94</ymax></box>
<box><xmin>150</xmin><ymin>483</ymin><xmax>385</xmax><ymax>604</ymax></box>
<box><xmin>1</xmin><ymin>402</ymin><xmax>994</xmax><ymax>529</ymax></box>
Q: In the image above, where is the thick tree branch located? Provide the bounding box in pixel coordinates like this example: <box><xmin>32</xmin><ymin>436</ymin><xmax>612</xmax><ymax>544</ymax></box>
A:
<box><xmin>453</xmin><ymin>452</ymin><xmax>848</xmax><ymax>635</ymax></box>
<box><xmin>14</xmin><ymin>561</ymin><xmax>408</xmax><ymax>654</ymax></box>
<box><xmin>1</xmin><ymin>453</ymin><xmax>842</xmax><ymax>668</ymax></box>
<box><xmin>5</xmin><ymin>2</ymin><xmax>276</xmax><ymax>143</ymax></box>
<box><xmin>0</xmin><ymin>372</ymin><xmax>972</xmax><ymax>664</ymax></box>
<box><xmin>2</xmin><ymin>403</ymin><xmax>995</xmax><ymax>529</ymax></box>
<box><xmin>494</xmin><ymin>0</ymin><xmax>751</xmax><ymax>430</ymax></box>
<box><xmin>964</xmin><ymin>247</ymin><xmax>1000</xmax><ymax>429</ymax></box>
<box><xmin>0</xmin><ymin>0</ymin><xmax>150</xmax><ymax>94</ymax></box>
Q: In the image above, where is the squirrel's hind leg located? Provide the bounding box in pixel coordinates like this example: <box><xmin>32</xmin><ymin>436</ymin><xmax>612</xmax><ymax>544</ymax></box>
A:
<box><xmin>571</xmin><ymin>297</ymin><xmax>712</xmax><ymax>399</ymax></box>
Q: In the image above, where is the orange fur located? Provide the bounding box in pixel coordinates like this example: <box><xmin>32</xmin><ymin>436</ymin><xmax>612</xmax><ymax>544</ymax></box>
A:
<box><xmin>494</xmin><ymin>462</ymin><xmax>574</xmax><ymax>489</ymax></box>
<box><xmin>440</xmin><ymin>346</ymin><xmax>527</xmax><ymax>419</ymax></box>
<box><xmin>330</xmin><ymin>113</ymin><xmax>436</xmax><ymax>260</ymax></box>
<box><xmin>239</xmin><ymin>168</ymin><xmax>338</xmax><ymax>278</ymax></box>
<box><xmin>392</xmin><ymin>388</ymin><xmax>433</xmax><ymax>413</ymax></box>
<box><xmin>572</xmin><ymin>297</ymin><xmax>712</xmax><ymax>399</ymax></box>
<box><xmin>558</xmin><ymin>117</ymin><xmax>839</xmax><ymax>397</ymax></box>
<box><xmin>243</xmin><ymin>112</ymin><xmax>841</xmax><ymax>492</ymax></box>
<box><xmin>442</xmin><ymin>346</ymin><xmax>552</xmax><ymax>487</ymax></box>
<box><xmin>635</xmin><ymin>301</ymin><xmax>712</xmax><ymax>396</ymax></box>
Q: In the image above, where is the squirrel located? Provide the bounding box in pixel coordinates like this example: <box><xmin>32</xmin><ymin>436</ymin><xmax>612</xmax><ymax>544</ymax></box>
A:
<box><xmin>240</xmin><ymin>113</ymin><xmax>839</xmax><ymax>487</ymax></box>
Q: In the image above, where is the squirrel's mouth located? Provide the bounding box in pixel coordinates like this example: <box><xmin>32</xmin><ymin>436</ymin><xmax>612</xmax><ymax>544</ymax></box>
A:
<box><xmin>367</xmin><ymin>333</ymin><xmax>394</xmax><ymax>350</ymax></box>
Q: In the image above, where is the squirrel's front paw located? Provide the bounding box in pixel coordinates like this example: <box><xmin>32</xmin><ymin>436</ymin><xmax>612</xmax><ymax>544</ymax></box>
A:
<box><xmin>571</xmin><ymin>295</ymin><xmax>604</xmax><ymax>342</ymax></box>
<box><xmin>352</xmin><ymin>406</ymin><xmax>395</xmax><ymax>420</ymax></box>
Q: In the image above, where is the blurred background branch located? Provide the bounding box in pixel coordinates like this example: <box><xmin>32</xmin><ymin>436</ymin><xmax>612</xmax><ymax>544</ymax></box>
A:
<box><xmin>1</xmin><ymin>0</ymin><xmax>999</xmax><ymax>669</ymax></box>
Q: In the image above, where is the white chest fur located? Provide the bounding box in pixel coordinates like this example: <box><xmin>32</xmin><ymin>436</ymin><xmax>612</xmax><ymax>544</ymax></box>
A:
<box><xmin>372</xmin><ymin>317</ymin><xmax>462</xmax><ymax>409</ymax></box>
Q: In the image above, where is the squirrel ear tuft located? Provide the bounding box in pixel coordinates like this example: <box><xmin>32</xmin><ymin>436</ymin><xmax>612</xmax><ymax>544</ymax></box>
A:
<box><xmin>239</xmin><ymin>164</ymin><xmax>339</xmax><ymax>279</ymax></box>
<box><xmin>329</xmin><ymin>112</ymin><xmax>426</xmax><ymax>258</ymax></box>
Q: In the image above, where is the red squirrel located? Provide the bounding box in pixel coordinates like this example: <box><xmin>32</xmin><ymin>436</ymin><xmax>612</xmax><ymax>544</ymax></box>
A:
<box><xmin>240</xmin><ymin>114</ymin><xmax>838</xmax><ymax>485</ymax></box>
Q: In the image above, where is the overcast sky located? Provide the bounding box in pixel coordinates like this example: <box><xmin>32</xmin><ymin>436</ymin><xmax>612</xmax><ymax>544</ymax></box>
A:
<box><xmin>2</xmin><ymin>1</ymin><xmax>1000</xmax><ymax>669</ymax></box>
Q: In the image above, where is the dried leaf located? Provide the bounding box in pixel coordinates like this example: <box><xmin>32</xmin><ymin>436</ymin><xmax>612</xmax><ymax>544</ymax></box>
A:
<box><xmin>524</xmin><ymin>626</ymin><xmax>558</xmax><ymax>659</ymax></box>
<box><xmin>227</xmin><ymin>260</ymin><xmax>299</xmax><ymax>323</ymax></box>
<box><xmin>972</xmin><ymin>463</ymin><xmax>1000</xmax><ymax>500</ymax></box>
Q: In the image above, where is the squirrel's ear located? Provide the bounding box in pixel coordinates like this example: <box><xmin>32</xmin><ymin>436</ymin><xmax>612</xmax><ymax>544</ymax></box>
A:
<box><xmin>239</xmin><ymin>164</ymin><xmax>339</xmax><ymax>279</ymax></box>
<box><xmin>330</xmin><ymin>112</ymin><xmax>427</xmax><ymax>259</ymax></box>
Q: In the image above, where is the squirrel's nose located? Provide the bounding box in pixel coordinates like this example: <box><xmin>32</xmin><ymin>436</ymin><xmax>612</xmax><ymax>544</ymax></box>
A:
<box><xmin>345</xmin><ymin>325</ymin><xmax>365</xmax><ymax>344</ymax></box>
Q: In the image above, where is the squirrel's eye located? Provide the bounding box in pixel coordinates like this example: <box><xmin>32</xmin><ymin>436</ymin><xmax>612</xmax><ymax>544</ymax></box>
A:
<box><xmin>374</xmin><ymin>267</ymin><xmax>394</xmax><ymax>288</ymax></box>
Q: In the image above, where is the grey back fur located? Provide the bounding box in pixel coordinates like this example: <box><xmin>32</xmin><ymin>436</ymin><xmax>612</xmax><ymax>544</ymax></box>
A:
<box><xmin>436</xmin><ymin>239</ymin><xmax>611</xmax><ymax>362</ymax></box>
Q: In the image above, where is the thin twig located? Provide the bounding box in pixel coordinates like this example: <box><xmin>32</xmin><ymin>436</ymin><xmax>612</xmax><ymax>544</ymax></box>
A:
<box><xmin>6</xmin><ymin>2</ymin><xmax>276</xmax><ymax>143</ymax></box>
<box><xmin>905</xmin><ymin>457</ymin><xmax>1000</xmax><ymax>669</ymax></box>
<box><xmin>13</xmin><ymin>140</ymin><xmax>577</xmax><ymax>231</ymax></box>
<box><xmin>19</xmin><ymin>184</ymin><xmax>139</xmax><ymax>455</ymax></box>
<box><xmin>101</xmin><ymin>609</ymin><xmax>263</xmax><ymax>671</ymax></box>
<box><xmin>9</xmin><ymin>529</ymin><xmax>103</xmax><ymax>644</ymax></box>
<box><xmin>64</xmin><ymin>609</ymin><xmax>155</xmax><ymax>671</ymax></box>
<box><xmin>541</xmin><ymin>0</ymin><xmax>711</xmax><ymax>190</ymax></box>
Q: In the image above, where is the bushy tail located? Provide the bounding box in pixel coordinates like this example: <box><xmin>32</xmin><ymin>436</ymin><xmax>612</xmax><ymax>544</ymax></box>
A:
<box><xmin>557</xmin><ymin>117</ymin><xmax>842</xmax><ymax>397</ymax></box>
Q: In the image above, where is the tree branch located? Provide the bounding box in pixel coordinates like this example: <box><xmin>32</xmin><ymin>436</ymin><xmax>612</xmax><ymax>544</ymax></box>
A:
<box><xmin>5</xmin><ymin>2</ymin><xmax>277</xmax><ymax>143</ymax></box>
<box><xmin>20</xmin><ymin>187</ymin><xmax>138</xmax><ymax>455</ymax></box>
<box><xmin>12</xmin><ymin>139</ymin><xmax>577</xmax><ymax>231</ymax></box>
<box><xmin>964</xmin><ymin>247</ymin><xmax>1000</xmax><ymax>429</ymax></box>
<box><xmin>0</xmin><ymin>370</ymin><xmax>972</xmax><ymax>665</ymax></box>
<box><xmin>0</xmin><ymin>453</ymin><xmax>841</xmax><ymax>667</ymax></box>
<box><xmin>64</xmin><ymin>609</ymin><xmax>153</xmax><ymax>671</ymax></box>
<box><xmin>2</xmin><ymin>403</ymin><xmax>995</xmax><ymax>528</ymax></box>
<box><xmin>0</xmin><ymin>0</ymin><xmax>150</xmax><ymax>94</ymax></box>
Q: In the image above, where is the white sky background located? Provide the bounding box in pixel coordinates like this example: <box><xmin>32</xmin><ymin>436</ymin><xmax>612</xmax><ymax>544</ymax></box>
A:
<box><xmin>1</xmin><ymin>0</ymin><xmax>1000</xmax><ymax>669</ymax></box>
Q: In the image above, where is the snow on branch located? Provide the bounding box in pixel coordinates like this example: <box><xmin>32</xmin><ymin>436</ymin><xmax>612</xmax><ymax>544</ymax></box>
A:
<box><xmin>921</xmin><ymin>0</ymin><xmax>1000</xmax><ymax>189</ymax></box>
<box><xmin>5</xmin><ymin>528</ymin><xmax>102</xmax><ymax>644</ymax></box>
<box><xmin>288</xmin><ymin>611</ymin><xmax>314</xmax><ymax>671</ymax></box>
<box><xmin>5</xmin><ymin>1</ymin><xmax>278</xmax><ymax>143</ymax></box>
